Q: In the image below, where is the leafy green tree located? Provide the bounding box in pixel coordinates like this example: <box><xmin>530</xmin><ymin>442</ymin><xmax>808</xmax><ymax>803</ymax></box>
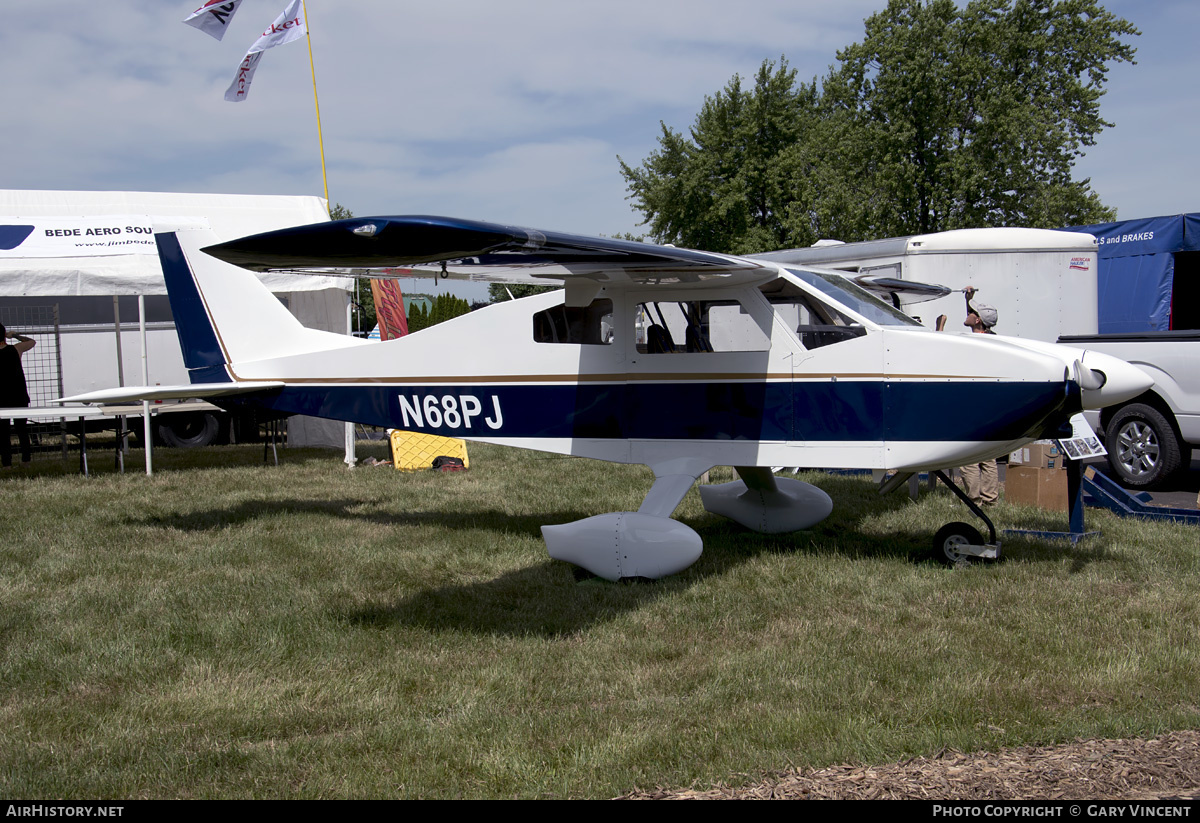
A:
<box><xmin>621</xmin><ymin>1</ymin><xmax>1138</xmax><ymax>250</ymax></box>
<box><xmin>821</xmin><ymin>0</ymin><xmax>1138</xmax><ymax>237</ymax></box>
<box><xmin>487</xmin><ymin>283</ymin><xmax>559</xmax><ymax>303</ymax></box>
<box><xmin>406</xmin><ymin>302</ymin><xmax>427</xmax><ymax>331</ymax></box>
<box><xmin>408</xmin><ymin>294</ymin><xmax>471</xmax><ymax>333</ymax></box>
<box><xmin>620</xmin><ymin>59</ymin><xmax>819</xmax><ymax>254</ymax></box>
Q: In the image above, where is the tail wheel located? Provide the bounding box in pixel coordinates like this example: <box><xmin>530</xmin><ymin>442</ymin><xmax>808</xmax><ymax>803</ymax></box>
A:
<box><xmin>932</xmin><ymin>522</ymin><xmax>984</xmax><ymax>566</ymax></box>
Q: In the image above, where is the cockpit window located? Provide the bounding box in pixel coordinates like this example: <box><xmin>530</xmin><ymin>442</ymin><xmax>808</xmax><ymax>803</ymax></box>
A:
<box><xmin>762</xmin><ymin>280</ymin><xmax>867</xmax><ymax>350</ymax></box>
<box><xmin>533</xmin><ymin>298</ymin><xmax>613</xmax><ymax>344</ymax></box>
<box><xmin>783</xmin><ymin>267</ymin><xmax>921</xmax><ymax>327</ymax></box>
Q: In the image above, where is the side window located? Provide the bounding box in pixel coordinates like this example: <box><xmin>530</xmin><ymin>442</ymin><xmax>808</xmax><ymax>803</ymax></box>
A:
<box><xmin>533</xmin><ymin>298</ymin><xmax>613</xmax><ymax>345</ymax></box>
<box><xmin>635</xmin><ymin>299</ymin><xmax>768</xmax><ymax>354</ymax></box>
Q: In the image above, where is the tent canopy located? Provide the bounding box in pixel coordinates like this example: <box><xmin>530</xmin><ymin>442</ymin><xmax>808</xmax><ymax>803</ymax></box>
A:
<box><xmin>0</xmin><ymin>189</ymin><xmax>344</xmax><ymax>296</ymax></box>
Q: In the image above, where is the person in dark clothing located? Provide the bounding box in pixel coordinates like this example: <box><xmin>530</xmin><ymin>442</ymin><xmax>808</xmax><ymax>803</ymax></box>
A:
<box><xmin>0</xmin><ymin>323</ymin><xmax>35</xmax><ymax>468</ymax></box>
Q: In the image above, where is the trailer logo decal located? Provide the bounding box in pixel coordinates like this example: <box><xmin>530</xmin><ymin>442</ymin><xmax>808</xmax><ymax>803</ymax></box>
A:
<box><xmin>1069</xmin><ymin>257</ymin><xmax>1091</xmax><ymax>271</ymax></box>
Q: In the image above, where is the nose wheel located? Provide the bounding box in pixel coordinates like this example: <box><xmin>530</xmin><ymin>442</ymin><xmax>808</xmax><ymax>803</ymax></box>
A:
<box><xmin>930</xmin><ymin>471</ymin><xmax>1000</xmax><ymax>565</ymax></box>
<box><xmin>933</xmin><ymin>521</ymin><xmax>986</xmax><ymax>565</ymax></box>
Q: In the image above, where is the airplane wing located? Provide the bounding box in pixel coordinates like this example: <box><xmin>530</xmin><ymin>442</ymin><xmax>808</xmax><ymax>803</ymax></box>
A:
<box><xmin>850</xmin><ymin>274</ymin><xmax>951</xmax><ymax>304</ymax></box>
<box><xmin>202</xmin><ymin>215</ymin><xmax>773</xmax><ymax>286</ymax></box>
<box><xmin>58</xmin><ymin>382</ymin><xmax>284</xmax><ymax>406</ymax></box>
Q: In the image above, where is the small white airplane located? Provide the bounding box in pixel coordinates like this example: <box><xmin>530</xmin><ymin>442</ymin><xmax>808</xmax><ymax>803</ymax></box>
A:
<box><xmin>61</xmin><ymin>216</ymin><xmax>1152</xmax><ymax>580</ymax></box>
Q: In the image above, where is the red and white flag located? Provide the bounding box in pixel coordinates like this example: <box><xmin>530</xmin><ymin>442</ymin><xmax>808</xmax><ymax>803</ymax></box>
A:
<box><xmin>183</xmin><ymin>0</ymin><xmax>245</xmax><ymax>41</ymax></box>
<box><xmin>224</xmin><ymin>0</ymin><xmax>308</xmax><ymax>102</ymax></box>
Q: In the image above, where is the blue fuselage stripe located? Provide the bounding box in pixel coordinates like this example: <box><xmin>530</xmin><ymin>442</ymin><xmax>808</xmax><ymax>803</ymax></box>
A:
<box><xmin>223</xmin><ymin>379</ymin><xmax>1078</xmax><ymax>443</ymax></box>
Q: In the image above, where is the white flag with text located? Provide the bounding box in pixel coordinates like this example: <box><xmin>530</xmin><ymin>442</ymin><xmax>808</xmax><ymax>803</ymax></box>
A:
<box><xmin>224</xmin><ymin>0</ymin><xmax>307</xmax><ymax>102</ymax></box>
<box><xmin>183</xmin><ymin>0</ymin><xmax>245</xmax><ymax>41</ymax></box>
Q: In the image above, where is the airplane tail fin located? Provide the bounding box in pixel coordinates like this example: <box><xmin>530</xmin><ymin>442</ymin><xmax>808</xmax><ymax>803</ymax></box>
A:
<box><xmin>156</xmin><ymin>229</ymin><xmax>360</xmax><ymax>385</ymax></box>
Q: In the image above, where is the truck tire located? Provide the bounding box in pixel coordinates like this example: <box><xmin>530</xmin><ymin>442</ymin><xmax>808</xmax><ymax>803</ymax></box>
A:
<box><xmin>1104</xmin><ymin>403</ymin><xmax>1183</xmax><ymax>489</ymax></box>
<box><xmin>156</xmin><ymin>412</ymin><xmax>221</xmax><ymax>448</ymax></box>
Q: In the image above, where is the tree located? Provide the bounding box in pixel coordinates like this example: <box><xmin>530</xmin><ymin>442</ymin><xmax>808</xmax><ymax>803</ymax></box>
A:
<box><xmin>619</xmin><ymin>59</ymin><xmax>819</xmax><ymax>254</ymax></box>
<box><xmin>407</xmin><ymin>294</ymin><xmax>472</xmax><ymax>333</ymax></box>
<box><xmin>821</xmin><ymin>0</ymin><xmax>1138</xmax><ymax>236</ymax></box>
<box><xmin>621</xmin><ymin>1</ymin><xmax>1138</xmax><ymax>250</ymax></box>
<box><xmin>487</xmin><ymin>283</ymin><xmax>559</xmax><ymax>303</ymax></box>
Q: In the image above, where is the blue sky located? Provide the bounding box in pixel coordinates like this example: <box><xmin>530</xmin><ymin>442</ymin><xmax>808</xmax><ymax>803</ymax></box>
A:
<box><xmin>1</xmin><ymin>0</ymin><xmax>1194</xmax><ymax>243</ymax></box>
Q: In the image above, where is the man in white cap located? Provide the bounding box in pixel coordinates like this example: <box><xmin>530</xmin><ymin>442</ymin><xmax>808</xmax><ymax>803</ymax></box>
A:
<box><xmin>935</xmin><ymin>289</ymin><xmax>1000</xmax><ymax>503</ymax></box>
<box><xmin>960</xmin><ymin>287</ymin><xmax>998</xmax><ymax>504</ymax></box>
<box><xmin>963</xmin><ymin>287</ymin><xmax>998</xmax><ymax>334</ymax></box>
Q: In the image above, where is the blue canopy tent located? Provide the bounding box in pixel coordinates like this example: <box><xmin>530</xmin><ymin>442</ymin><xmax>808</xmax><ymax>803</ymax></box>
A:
<box><xmin>1063</xmin><ymin>214</ymin><xmax>1200</xmax><ymax>332</ymax></box>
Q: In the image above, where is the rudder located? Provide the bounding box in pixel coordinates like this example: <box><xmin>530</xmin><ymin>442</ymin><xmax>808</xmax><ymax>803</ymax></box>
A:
<box><xmin>156</xmin><ymin>231</ymin><xmax>229</xmax><ymax>383</ymax></box>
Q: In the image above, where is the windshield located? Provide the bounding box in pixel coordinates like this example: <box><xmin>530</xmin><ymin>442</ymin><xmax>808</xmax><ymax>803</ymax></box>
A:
<box><xmin>784</xmin><ymin>266</ymin><xmax>921</xmax><ymax>327</ymax></box>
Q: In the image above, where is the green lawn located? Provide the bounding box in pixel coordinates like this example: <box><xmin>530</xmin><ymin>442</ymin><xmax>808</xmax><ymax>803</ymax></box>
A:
<box><xmin>2</xmin><ymin>443</ymin><xmax>1197</xmax><ymax>798</ymax></box>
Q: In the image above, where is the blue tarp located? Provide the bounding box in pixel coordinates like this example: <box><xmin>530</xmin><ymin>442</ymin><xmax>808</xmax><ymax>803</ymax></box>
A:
<box><xmin>1063</xmin><ymin>214</ymin><xmax>1200</xmax><ymax>332</ymax></box>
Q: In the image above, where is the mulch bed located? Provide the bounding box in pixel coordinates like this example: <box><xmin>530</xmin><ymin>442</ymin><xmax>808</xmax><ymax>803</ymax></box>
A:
<box><xmin>621</xmin><ymin>731</ymin><xmax>1200</xmax><ymax>800</ymax></box>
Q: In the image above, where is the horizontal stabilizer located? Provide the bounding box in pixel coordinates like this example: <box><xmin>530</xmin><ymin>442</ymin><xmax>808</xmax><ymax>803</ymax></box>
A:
<box><xmin>58</xmin><ymin>382</ymin><xmax>284</xmax><ymax>406</ymax></box>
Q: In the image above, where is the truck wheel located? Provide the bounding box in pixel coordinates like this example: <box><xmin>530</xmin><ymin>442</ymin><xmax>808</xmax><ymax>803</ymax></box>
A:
<box><xmin>156</xmin><ymin>412</ymin><xmax>221</xmax><ymax>448</ymax></box>
<box><xmin>1104</xmin><ymin>403</ymin><xmax>1183</xmax><ymax>489</ymax></box>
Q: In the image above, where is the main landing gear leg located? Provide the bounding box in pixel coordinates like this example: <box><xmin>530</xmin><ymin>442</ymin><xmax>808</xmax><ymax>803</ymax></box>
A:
<box><xmin>930</xmin><ymin>469</ymin><xmax>1001</xmax><ymax>565</ymax></box>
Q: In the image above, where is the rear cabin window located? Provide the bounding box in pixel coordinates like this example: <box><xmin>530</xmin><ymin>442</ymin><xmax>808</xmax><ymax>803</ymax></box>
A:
<box><xmin>533</xmin><ymin>298</ymin><xmax>613</xmax><ymax>344</ymax></box>
<box><xmin>635</xmin><ymin>299</ymin><xmax>769</xmax><ymax>353</ymax></box>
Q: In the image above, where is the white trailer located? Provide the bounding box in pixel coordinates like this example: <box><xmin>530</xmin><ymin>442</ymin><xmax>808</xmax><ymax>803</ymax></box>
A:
<box><xmin>753</xmin><ymin>227</ymin><xmax>1100</xmax><ymax>342</ymax></box>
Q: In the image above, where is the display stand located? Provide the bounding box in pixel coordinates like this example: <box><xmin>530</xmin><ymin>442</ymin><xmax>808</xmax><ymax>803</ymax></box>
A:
<box><xmin>1003</xmin><ymin>458</ymin><xmax>1100</xmax><ymax>544</ymax></box>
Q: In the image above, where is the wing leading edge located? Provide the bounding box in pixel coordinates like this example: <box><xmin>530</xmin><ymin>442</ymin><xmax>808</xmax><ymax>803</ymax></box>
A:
<box><xmin>202</xmin><ymin>215</ymin><xmax>772</xmax><ymax>284</ymax></box>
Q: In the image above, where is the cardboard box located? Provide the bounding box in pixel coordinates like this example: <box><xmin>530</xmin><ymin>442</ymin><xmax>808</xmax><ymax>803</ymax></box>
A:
<box><xmin>1005</xmin><ymin>465</ymin><xmax>1068</xmax><ymax>511</ymax></box>
<box><xmin>1008</xmin><ymin>441</ymin><xmax>1065</xmax><ymax>470</ymax></box>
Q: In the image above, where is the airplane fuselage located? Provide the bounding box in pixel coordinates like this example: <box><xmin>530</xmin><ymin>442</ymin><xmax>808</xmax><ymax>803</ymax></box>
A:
<box><xmin>218</xmin><ymin>270</ymin><xmax>1085</xmax><ymax>473</ymax></box>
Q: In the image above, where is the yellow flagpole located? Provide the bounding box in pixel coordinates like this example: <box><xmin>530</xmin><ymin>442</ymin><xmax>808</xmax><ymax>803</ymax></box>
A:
<box><xmin>301</xmin><ymin>0</ymin><xmax>330</xmax><ymax>211</ymax></box>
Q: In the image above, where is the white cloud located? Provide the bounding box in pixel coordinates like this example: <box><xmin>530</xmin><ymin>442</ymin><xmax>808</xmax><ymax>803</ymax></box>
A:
<box><xmin>0</xmin><ymin>0</ymin><xmax>1192</xmax><ymax>238</ymax></box>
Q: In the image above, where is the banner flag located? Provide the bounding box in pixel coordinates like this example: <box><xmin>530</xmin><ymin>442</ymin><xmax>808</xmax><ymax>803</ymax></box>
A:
<box><xmin>225</xmin><ymin>51</ymin><xmax>264</xmax><ymax>102</ymax></box>
<box><xmin>224</xmin><ymin>0</ymin><xmax>307</xmax><ymax>102</ymax></box>
<box><xmin>183</xmin><ymin>0</ymin><xmax>245</xmax><ymax>41</ymax></box>
<box><xmin>370</xmin><ymin>278</ymin><xmax>411</xmax><ymax>340</ymax></box>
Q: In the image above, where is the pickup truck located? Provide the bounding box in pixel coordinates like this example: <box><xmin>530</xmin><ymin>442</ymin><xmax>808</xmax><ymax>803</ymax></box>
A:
<box><xmin>1057</xmin><ymin>331</ymin><xmax>1200</xmax><ymax>488</ymax></box>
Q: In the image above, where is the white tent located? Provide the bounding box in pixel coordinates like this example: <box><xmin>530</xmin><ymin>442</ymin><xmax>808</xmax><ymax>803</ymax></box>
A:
<box><xmin>0</xmin><ymin>189</ymin><xmax>354</xmax><ymax>461</ymax></box>
<box><xmin>0</xmin><ymin>189</ymin><xmax>340</xmax><ymax>294</ymax></box>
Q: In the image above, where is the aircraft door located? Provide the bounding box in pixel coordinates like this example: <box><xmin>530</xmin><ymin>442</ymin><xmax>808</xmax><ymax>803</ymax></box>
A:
<box><xmin>762</xmin><ymin>279</ymin><xmax>883</xmax><ymax>449</ymax></box>
<box><xmin>529</xmin><ymin>295</ymin><xmax>627</xmax><ymax>449</ymax></box>
<box><xmin>626</xmin><ymin>292</ymin><xmax>779</xmax><ymax>445</ymax></box>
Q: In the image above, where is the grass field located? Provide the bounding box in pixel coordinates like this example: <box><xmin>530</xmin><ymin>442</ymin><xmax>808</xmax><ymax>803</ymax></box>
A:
<box><xmin>2</xmin><ymin>442</ymin><xmax>1198</xmax><ymax>798</ymax></box>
